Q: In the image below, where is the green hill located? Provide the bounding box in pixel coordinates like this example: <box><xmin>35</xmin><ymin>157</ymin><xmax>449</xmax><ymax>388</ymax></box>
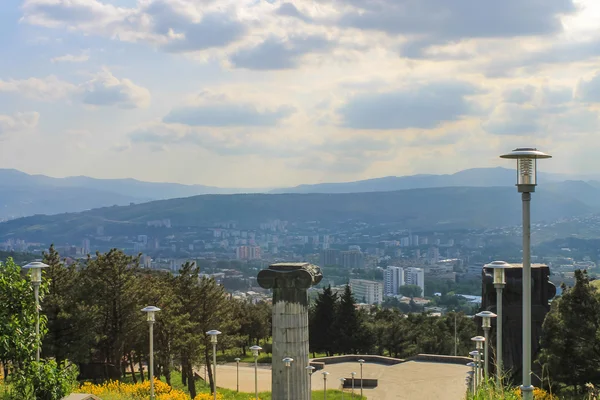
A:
<box><xmin>0</xmin><ymin>185</ymin><xmax>592</xmax><ymax>243</ymax></box>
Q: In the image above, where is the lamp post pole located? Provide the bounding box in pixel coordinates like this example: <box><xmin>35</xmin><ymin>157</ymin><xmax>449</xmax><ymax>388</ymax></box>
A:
<box><xmin>454</xmin><ymin>312</ymin><xmax>458</xmax><ymax>356</ymax></box>
<box><xmin>469</xmin><ymin>351</ymin><xmax>479</xmax><ymax>392</ymax></box>
<box><xmin>485</xmin><ymin>261</ymin><xmax>510</xmax><ymax>385</ymax></box>
<box><xmin>142</xmin><ymin>306</ymin><xmax>161</xmax><ymax>400</ymax></box>
<box><xmin>206</xmin><ymin>330</ymin><xmax>222</xmax><ymax>400</ymax></box>
<box><xmin>358</xmin><ymin>359</ymin><xmax>365</xmax><ymax>398</ymax></box>
<box><xmin>235</xmin><ymin>358</ymin><xmax>241</xmax><ymax>392</ymax></box>
<box><xmin>472</xmin><ymin>337</ymin><xmax>485</xmax><ymax>385</ymax></box>
<box><xmin>466</xmin><ymin>364</ymin><xmax>476</xmax><ymax>395</ymax></box>
<box><xmin>501</xmin><ymin>147</ymin><xmax>551</xmax><ymax>400</ymax></box>
<box><xmin>476</xmin><ymin>311</ymin><xmax>497</xmax><ymax>381</ymax></box>
<box><xmin>250</xmin><ymin>345</ymin><xmax>262</xmax><ymax>400</ymax></box>
<box><xmin>23</xmin><ymin>262</ymin><xmax>49</xmax><ymax>363</ymax></box>
<box><xmin>339</xmin><ymin>378</ymin><xmax>346</xmax><ymax>400</ymax></box>
<box><xmin>283</xmin><ymin>357</ymin><xmax>294</xmax><ymax>400</ymax></box>
<box><xmin>351</xmin><ymin>372</ymin><xmax>356</xmax><ymax>398</ymax></box>
<box><xmin>306</xmin><ymin>365</ymin><xmax>315</xmax><ymax>399</ymax></box>
<box><xmin>322</xmin><ymin>371</ymin><xmax>329</xmax><ymax>400</ymax></box>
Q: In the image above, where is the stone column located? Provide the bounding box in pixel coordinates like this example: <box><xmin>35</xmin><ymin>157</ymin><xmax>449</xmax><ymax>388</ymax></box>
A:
<box><xmin>258</xmin><ymin>262</ymin><xmax>323</xmax><ymax>400</ymax></box>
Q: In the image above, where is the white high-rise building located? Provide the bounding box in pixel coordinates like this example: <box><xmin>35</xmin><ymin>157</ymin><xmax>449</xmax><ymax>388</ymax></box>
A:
<box><xmin>405</xmin><ymin>267</ymin><xmax>425</xmax><ymax>297</ymax></box>
<box><xmin>350</xmin><ymin>279</ymin><xmax>384</xmax><ymax>305</ymax></box>
<box><xmin>384</xmin><ymin>266</ymin><xmax>404</xmax><ymax>296</ymax></box>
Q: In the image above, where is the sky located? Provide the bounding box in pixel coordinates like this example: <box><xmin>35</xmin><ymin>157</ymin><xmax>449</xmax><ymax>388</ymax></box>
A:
<box><xmin>1</xmin><ymin>0</ymin><xmax>600</xmax><ymax>188</ymax></box>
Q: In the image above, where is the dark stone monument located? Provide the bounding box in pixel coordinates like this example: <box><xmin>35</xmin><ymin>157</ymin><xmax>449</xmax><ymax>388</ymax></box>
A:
<box><xmin>258</xmin><ymin>262</ymin><xmax>323</xmax><ymax>400</ymax></box>
<box><xmin>481</xmin><ymin>263</ymin><xmax>556</xmax><ymax>385</ymax></box>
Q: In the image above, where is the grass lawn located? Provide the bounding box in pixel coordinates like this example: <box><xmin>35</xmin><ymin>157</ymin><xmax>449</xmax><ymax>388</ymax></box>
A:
<box><xmin>165</xmin><ymin>371</ymin><xmax>363</xmax><ymax>400</ymax></box>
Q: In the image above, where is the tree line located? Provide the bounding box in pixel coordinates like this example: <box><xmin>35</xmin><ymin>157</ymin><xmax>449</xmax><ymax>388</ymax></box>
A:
<box><xmin>0</xmin><ymin>246</ymin><xmax>271</xmax><ymax>399</ymax></box>
<box><xmin>309</xmin><ymin>285</ymin><xmax>478</xmax><ymax>358</ymax></box>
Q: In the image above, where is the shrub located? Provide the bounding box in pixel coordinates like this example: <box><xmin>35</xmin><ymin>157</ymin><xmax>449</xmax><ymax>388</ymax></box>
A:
<box><xmin>10</xmin><ymin>359</ymin><xmax>78</xmax><ymax>400</ymax></box>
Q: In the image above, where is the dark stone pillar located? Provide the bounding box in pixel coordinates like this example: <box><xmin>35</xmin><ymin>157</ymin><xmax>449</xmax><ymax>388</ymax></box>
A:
<box><xmin>480</xmin><ymin>264</ymin><xmax>556</xmax><ymax>386</ymax></box>
<box><xmin>258</xmin><ymin>262</ymin><xmax>323</xmax><ymax>400</ymax></box>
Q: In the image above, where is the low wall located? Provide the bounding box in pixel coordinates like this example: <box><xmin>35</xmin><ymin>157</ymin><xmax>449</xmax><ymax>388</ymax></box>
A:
<box><xmin>408</xmin><ymin>354</ymin><xmax>472</xmax><ymax>365</ymax></box>
<box><xmin>311</xmin><ymin>355</ymin><xmax>405</xmax><ymax>365</ymax></box>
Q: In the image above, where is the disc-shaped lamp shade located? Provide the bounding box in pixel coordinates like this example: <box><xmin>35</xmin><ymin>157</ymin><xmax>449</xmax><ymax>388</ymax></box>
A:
<box><xmin>339</xmin><ymin>378</ymin><xmax>346</xmax><ymax>384</ymax></box>
<box><xmin>250</xmin><ymin>345</ymin><xmax>262</xmax><ymax>357</ymax></box>
<box><xmin>358</xmin><ymin>359</ymin><xmax>365</xmax><ymax>364</ymax></box>
<box><xmin>141</xmin><ymin>306</ymin><xmax>161</xmax><ymax>322</ymax></box>
<box><xmin>500</xmin><ymin>148</ymin><xmax>551</xmax><ymax>186</ymax></box>
<box><xmin>283</xmin><ymin>357</ymin><xmax>294</xmax><ymax>367</ymax></box>
<box><xmin>235</xmin><ymin>358</ymin><xmax>241</xmax><ymax>363</ymax></box>
<box><xmin>469</xmin><ymin>350</ymin><xmax>479</xmax><ymax>358</ymax></box>
<box><xmin>22</xmin><ymin>261</ymin><xmax>49</xmax><ymax>284</ymax></box>
<box><xmin>475</xmin><ymin>310</ymin><xmax>498</xmax><ymax>328</ymax></box>
<box><xmin>471</xmin><ymin>336</ymin><xmax>485</xmax><ymax>350</ymax></box>
<box><xmin>351</xmin><ymin>372</ymin><xmax>356</xmax><ymax>377</ymax></box>
<box><xmin>466</xmin><ymin>362</ymin><xmax>475</xmax><ymax>368</ymax></box>
<box><xmin>485</xmin><ymin>260</ymin><xmax>512</xmax><ymax>285</ymax></box>
<box><xmin>206</xmin><ymin>329</ymin><xmax>222</xmax><ymax>344</ymax></box>
<box><xmin>306</xmin><ymin>366</ymin><xmax>315</xmax><ymax>375</ymax></box>
<box><xmin>321</xmin><ymin>371</ymin><xmax>329</xmax><ymax>378</ymax></box>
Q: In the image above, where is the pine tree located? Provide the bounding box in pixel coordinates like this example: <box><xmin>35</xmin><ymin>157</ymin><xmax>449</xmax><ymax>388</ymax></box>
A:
<box><xmin>309</xmin><ymin>285</ymin><xmax>338</xmax><ymax>356</ymax></box>
<box><xmin>333</xmin><ymin>284</ymin><xmax>361</xmax><ymax>354</ymax></box>
<box><xmin>539</xmin><ymin>270</ymin><xmax>600</xmax><ymax>392</ymax></box>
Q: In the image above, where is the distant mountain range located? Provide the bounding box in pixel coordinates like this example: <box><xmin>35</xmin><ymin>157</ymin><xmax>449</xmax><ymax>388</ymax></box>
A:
<box><xmin>0</xmin><ymin>167</ymin><xmax>596</xmax><ymax>220</ymax></box>
<box><xmin>0</xmin><ymin>183</ymin><xmax>596</xmax><ymax>243</ymax></box>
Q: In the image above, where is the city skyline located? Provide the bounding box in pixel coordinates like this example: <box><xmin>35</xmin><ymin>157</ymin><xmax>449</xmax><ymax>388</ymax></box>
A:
<box><xmin>2</xmin><ymin>0</ymin><xmax>600</xmax><ymax>187</ymax></box>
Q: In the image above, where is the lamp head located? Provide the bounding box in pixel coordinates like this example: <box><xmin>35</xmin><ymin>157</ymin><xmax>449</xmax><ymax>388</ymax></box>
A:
<box><xmin>22</xmin><ymin>261</ymin><xmax>49</xmax><ymax>284</ymax></box>
<box><xmin>500</xmin><ymin>147</ymin><xmax>551</xmax><ymax>190</ymax></box>
<box><xmin>339</xmin><ymin>378</ymin><xmax>346</xmax><ymax>383</ymax></box>
<box><xmin>206</xmin><ymin>329</ymin><xmax>222</xmax><ymax>344</ymax></box>
<box><xmin>283</xmin><ymin>357</ymin><xmax>294</xmax><ymax>367</ymax></box>
<box><xmin>250</xmin><ymin>345</ymin><xmax>262</xmax><ymax>357</ymax></box>
<box><xmin>141</xmin><ymin>306</ymin><xmax>161</xmax><ymax>322</ymax></box>
<box><xmin>358</xmin><ymin>359</ymin><xmax>365</xmax><ymax>364</ymax></box>
<box><xmin>471</xmin><ymin>335</ymin><xmax>485</xmax><ymax>350</ymax></box>
<box><xmin>322</xmin><ymin>371</ymin><xmax>329</xmax><ymax>378</ymax></box>
<box><xmin>469</xmin><ymin>350</ymin><xmax>479</xmax><ymax>358</ymax></box>
<box><xmin>484</xmin><ymin>260</ymin><xmax>511</xmax><ymax>285</ymax></box>
<box><xmin>306</xmin><ymin>366</ymin><xmax>315</xmax><ymax>375</ymax></box>
<box><xmin>235</xmin><ymin>358</ymin><xmax>241</xmax><ymax>363</ymax></box>
<box><xmin>475</xmin><ymin>310</ymin><xmax>497</xmax><ymax>328</ymax></box>
<box><xmin>351</xmin><ymin>372</ymin><xmax>356</xmax><ymax>377</ymax></box>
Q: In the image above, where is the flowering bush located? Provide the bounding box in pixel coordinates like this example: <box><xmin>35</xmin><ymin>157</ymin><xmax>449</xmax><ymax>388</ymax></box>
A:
<box><xmin>510</xmin><ymin>387</ymin><xmax>558</xmax><ymax>399</ymax></box>
<box><xmin>76</xmin><ymin>379</ymin><xmax>189</xmax><ymax>400</ymax></box>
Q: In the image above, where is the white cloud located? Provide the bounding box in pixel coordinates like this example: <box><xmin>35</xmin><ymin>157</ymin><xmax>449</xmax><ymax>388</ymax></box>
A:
<box><xmin>0</xmin><ymin>70</ymin><xmax>150</xmax><ymax>109</ymax></box>
<box><xmin>80</xmin><ymin>69</ymin><xmax>151</xmax><ymax>109</ymax></box>
<box><xmin>0</xmin><ymin>112</ymin><xmax>40</xmax><ymax>137</ymax></box>
<box><xmin>51</xmin><ymin>51</ymin><xmax>90</xmax><ymax>63</ymax></box>
<box><xmin>0</xmin><ymin>76</ymin><xmax>76</xmax><ymax>101</ymax></box>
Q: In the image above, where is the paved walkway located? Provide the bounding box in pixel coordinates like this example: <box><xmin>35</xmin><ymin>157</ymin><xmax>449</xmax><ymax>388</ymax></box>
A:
<box><xmin>202</xmin><ymin>361</ymin><xmax>468</xmax><ymax>399</ymax></box>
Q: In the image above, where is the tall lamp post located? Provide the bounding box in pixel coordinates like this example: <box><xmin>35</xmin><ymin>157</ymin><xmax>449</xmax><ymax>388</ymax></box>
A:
<box><xmin>466</xmin><ymin>363</ymin><xmax>476</xmax><ymax>395</ymax></box>
<box><xmin>469</xmin><ymin>351</ymin><xmax>479</xmax><ymax>392</ymax></box>
<box><xmin>250</xmin><ymin>345</ymin><xmax>262</xmax><ymax>400</ymax></box>
<box><xmin>141</xmin><ymin>306</ymin><xmax>160</xmax><ymax>400</ymax></box>
<box><xmin>234</xmin><ymin>358</ymin><xmax>241</xmax><ymax>392</ymax></box>
<box><xmin>475</xmin><ymin>311</ymin><xmax>497</xmax><ymax>381</ymax></box>
<box><xmin>306</xmin><ymin>365</ymin><xmax>315</xmax><ymax>398</ymax></box>
<box><xmin>283</xmin><ymin>357</ymin><xmax>294</xmax><ymax>400</ymax></box>
<box><xmin>485</xmin><ymin>260</ymin><xmax>510</xmax><ymax>384</ymax></box>
<box><xmin>471</xmin><ymin>336</ymin><xmax>485</xmax><ymax>385</ymax></box>
<box><xmin>350</xmin><ymin>371</ymin><xmax>356</xmax><ymax>398</ymax></box>
<box><xmin>501</xmin><ymin>147</ymin><xmax>551</xmax><ymax>400</ymax></box>
<box><xmin>206</xmin><ymin>330</ymin><xmax>221</xmax><ymax>400</ymax></box>
<box><xmin>339</xmin><ymin>378</ymin><xmax>346</xmax><ymax>400</ymax></box>
<box><xmin>322</xmin><ymin>371</ymin><xmax>329</xmax><ymax>400</ymax></box>
<box><xmin>358</xmin><ymin>359</ymin><xmax>365</xmax><ymax>398</ymax></box>
<box><xmin>22</xmin><ymin>261</ymin><xmax>49</xmax><ymax>362</ymax></box>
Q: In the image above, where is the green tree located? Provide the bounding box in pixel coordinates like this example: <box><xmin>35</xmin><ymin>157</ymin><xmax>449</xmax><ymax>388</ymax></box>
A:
<box><xmin>399</xmin><ymin>285</ymin><xmax>422</xmax><ymax>298</ymax></box>
<box><xmin>80</xmin><ymin>249</ymin><xmax>140</xmax><ymax>366</ymax></box>
<box><xmin>333</xmin><ymin>285</ymin><xmax>362</xmax><ymax>354</ymax></box>
<box><xmin>0</xmin><ymin>258</ymin><xmax>46</xmax><ymax>373</ymax></box>
<box><xmin>538</xmin><ymin>270</ymin><xmax>600</xmax><ymax>393</ymax></box>
<box><xmin>309</xmin><ymin>286</ymin><xmax>338</xmax><ymax>356</ymax></box>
